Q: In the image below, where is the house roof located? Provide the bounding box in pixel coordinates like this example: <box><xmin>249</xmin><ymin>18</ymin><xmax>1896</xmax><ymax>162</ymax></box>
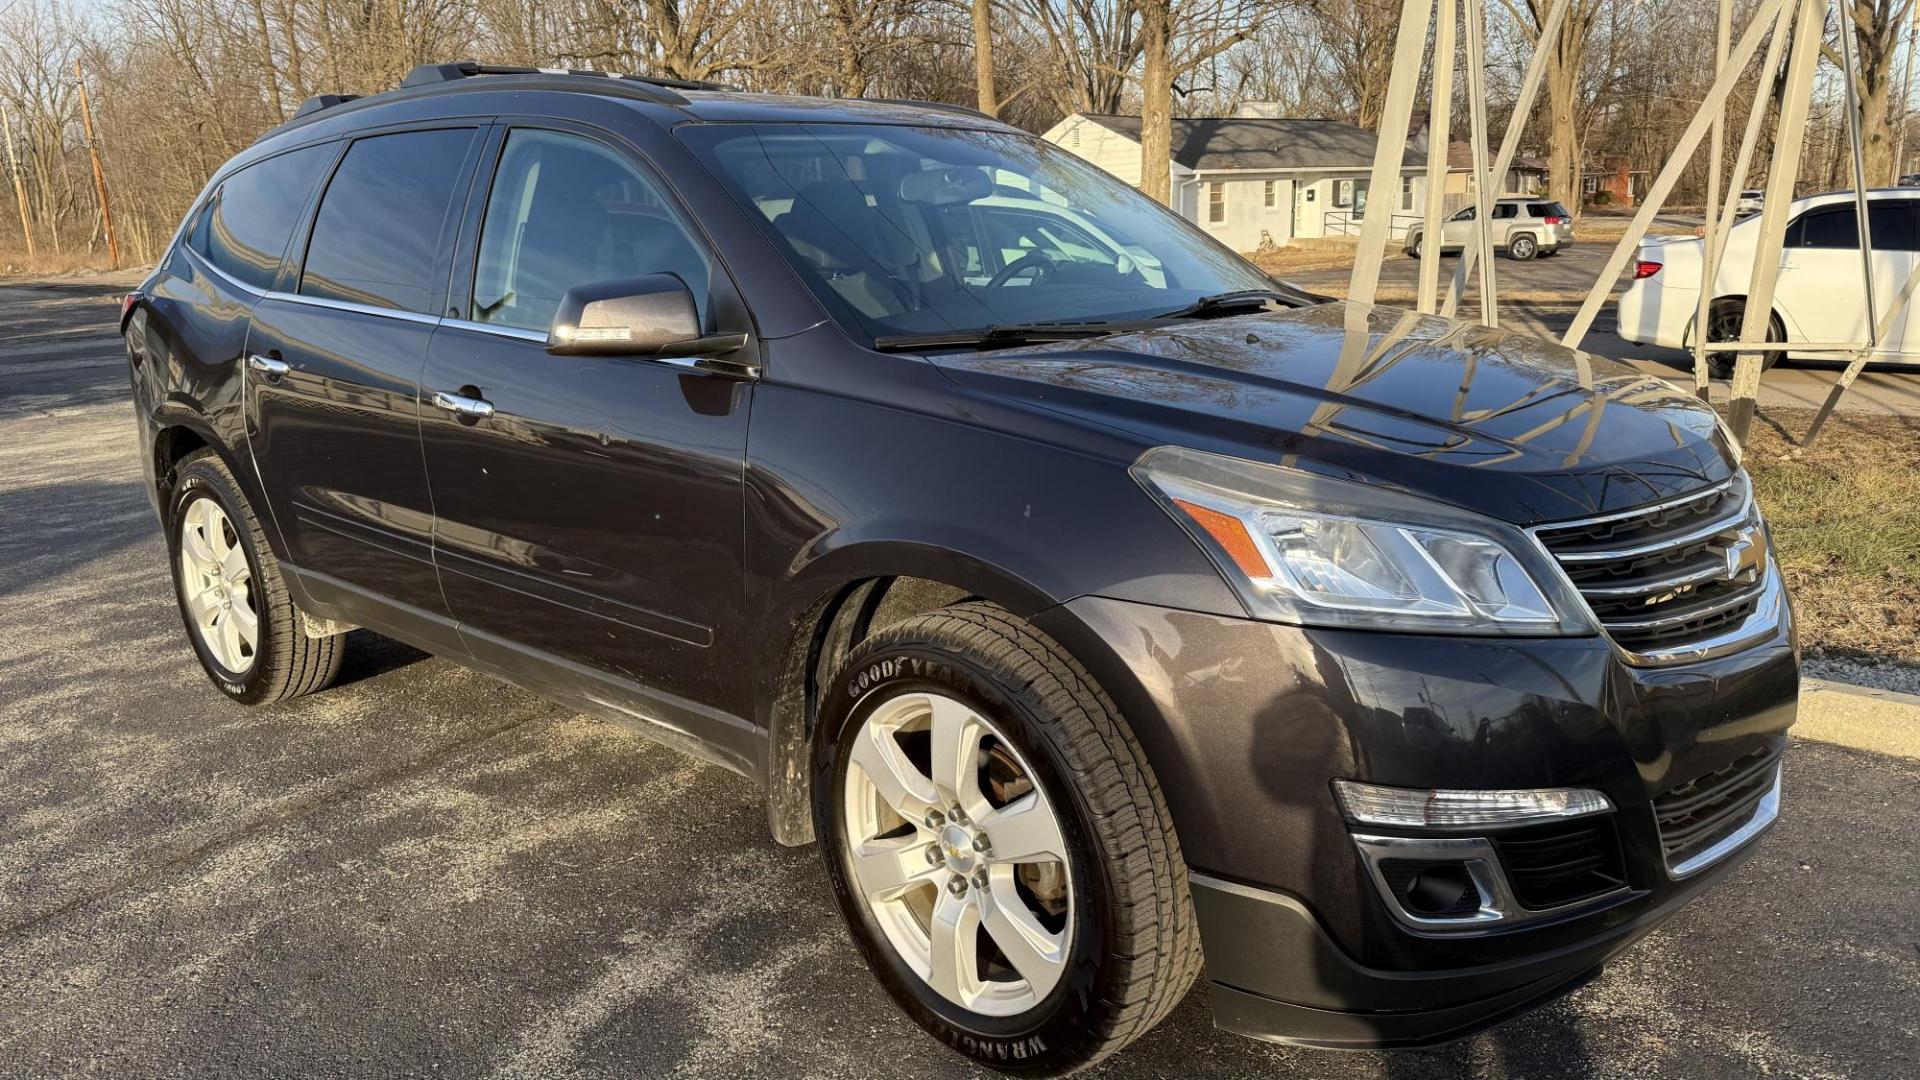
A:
<box><xmin>1076</xmin><ymin>113</ymin><xmax>1426</xmax><ymax>171</ymax></box>
<box><xmin>1445</xmin><ymin>142</ymin><xmax>1550</xmax><ymax>172</ymax></box>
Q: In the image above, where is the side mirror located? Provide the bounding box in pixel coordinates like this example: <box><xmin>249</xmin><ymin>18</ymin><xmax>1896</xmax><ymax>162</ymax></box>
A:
<box><xmin>548</xmin><ymin>274</ymin><xmax>734</xmax><ymax>358</ymax></box>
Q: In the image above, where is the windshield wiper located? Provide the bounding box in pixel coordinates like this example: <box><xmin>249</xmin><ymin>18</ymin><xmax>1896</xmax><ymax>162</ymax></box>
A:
<box><xmin>1156</xmin><ymin>289</ymin><xmax>1300</xmax><ymax>320</ymax></box>
<box><xmin>871</xmin><ymin>322</ymin><xmax>1130</xmax><ymax>352</ymax></box>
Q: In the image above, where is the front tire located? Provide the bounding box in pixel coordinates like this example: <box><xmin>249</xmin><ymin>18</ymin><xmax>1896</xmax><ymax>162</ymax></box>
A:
<box><xmin>813</xmin><ymin>602</ymin><xmax>1201</xmax><ymax>1075</ymax></box>
<box><xmin>167</xmin><ymin>449</ymin><xmax>344</xmax><ymax>704</ymax></box>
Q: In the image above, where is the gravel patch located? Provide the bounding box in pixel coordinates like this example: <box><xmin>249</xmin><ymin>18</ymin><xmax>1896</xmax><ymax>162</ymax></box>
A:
<box><xmin>1803</xmin><ymin>651</ymin><xmax>1920</xmax><ymax>697</ymax></box>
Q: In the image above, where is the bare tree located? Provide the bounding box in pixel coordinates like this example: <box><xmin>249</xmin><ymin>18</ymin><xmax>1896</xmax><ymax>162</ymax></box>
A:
<box><xmin>1137</xmin><ymin>0</ymin><xmax>1265</xmax><ymax>203</ymax></box>
<box><xmin>1498</xmin><ymin>0</ymin><xmax>1606</xmax><ymax>209</ymax></box>
<box><xmin>1023</xmin><ymin>0</ymin><xmax>1143</xmax><ymax>115</ymax></box>
<box><xmin>1824</xmin><ymin>0</ymin><xmax>1914</xmax><ymax>184</ymax></box>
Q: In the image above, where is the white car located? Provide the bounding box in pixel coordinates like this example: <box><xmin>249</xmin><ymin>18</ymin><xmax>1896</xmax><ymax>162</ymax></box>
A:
<box><xmin>1616</xmin><ymin>189</ymin><xmax>1917</xmax><ymax>376</ymax></box>
<box><xmin>1734</xmin><ymin>189</ymin><xmax>1764</xmax><ymax>216</ymax></box>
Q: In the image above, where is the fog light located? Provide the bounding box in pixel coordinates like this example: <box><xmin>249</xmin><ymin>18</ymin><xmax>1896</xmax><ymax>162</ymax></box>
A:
<box><xmin>1403</xmin><ymin>865</ymin><xmax>1476</xmax><ymax>915</ymax></box>
<box><xmin>1334</xmin><ymin>779</ymin><xmax>1612</xmax><ymax>830</ymax></box>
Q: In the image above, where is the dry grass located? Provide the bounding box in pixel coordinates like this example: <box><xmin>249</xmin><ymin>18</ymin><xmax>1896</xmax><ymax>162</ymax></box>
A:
<box><xmin>1247</xmin><ymin>240</ymin><xmax>1380</xmax><ymax>276</ymax></box>
<box><xmin>1745</xmin><ymin>409</ymin><xmax>1920</xmax><ymax>663</ymax></box>
<box><xmin>0</xmin><ymin>249</ymin><xmax>127</xmax><ymax>281</ymax></box>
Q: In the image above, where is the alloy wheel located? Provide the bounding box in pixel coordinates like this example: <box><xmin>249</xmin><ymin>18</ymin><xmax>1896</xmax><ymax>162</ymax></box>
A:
<box><xmin>841</xmin><ymin>691</ymin><xmax>1073</xmax><ymax>1017</ymax></box>
<box><xmin>178</xmin><ymin>497</ymin><xmax>258</xmax><ymax>674</ymax></box>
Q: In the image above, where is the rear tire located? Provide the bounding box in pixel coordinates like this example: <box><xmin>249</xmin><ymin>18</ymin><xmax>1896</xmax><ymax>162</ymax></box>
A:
<box><xmin>813</xmin><ymin>602</ymin><xmax>1201</xmax><ymax>1076</ymax></box>
<box><xmin>1703</xmin><ymin>300</ymin><xmax>1785</xmax><ymax>379</ymax></box>
<box><xmin>1508</xmin><ymin>233</ymin><xmax>1538</xmax><ymax>260</ymax></box>
<box><xmin>1405</xmin><ymin>235</ymin><xmax>1421</xmax><ymax>259</ymax></box>
<box><xmin>167</xmin><ymin>449</ymin><xmax>344</xmax><ymax>704</ymax></box>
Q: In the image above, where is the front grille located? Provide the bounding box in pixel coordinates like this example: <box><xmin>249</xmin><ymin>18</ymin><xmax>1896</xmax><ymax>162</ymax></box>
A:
<box><xmin>1652</xmin><ymin>747</ymin><xmax>1783</xmax><ymax>871</ymax></box>
<box><xmin>1492</xmin><ymin>818</ymin><xmax>1628</xmax><ymax>910</ymax></box>
<box><xmin>1532</xmin><ymin>478</ymin><xmax>1768</xmax><ymax>659</ymax></box>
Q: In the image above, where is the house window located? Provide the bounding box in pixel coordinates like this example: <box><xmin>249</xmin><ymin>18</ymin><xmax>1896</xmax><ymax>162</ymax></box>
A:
<box><xmin>1264</xmin><ymin>180</ymin><xmax>1276</xmax><ymax>207</ymax></box>
<box><xmin>1208</xmin><ymin>183</ymin><xmax>1225</xmax><ymax>224</ymax></box>
<box><xmin>1401</xmin><ymin>176</ymin><xmax>1415</xmax><ymax>210</ymax></box>
<box><xmin>1583</xmin><ymin>175</ymin><xmax>1599</xmax><ymax>195</ymax></box>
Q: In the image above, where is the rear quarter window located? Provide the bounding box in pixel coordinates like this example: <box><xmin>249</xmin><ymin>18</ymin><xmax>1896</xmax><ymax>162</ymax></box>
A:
<box><xmin>201</xmin><ymin>144</ymin><xmax>335</xmax><ymax>291</ymax></box>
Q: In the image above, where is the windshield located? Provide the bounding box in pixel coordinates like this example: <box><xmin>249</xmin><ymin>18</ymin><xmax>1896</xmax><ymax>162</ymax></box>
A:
<box><xmin>676</xmin><ymin>122</ymin><xmax>1277</xmax><ymax>340</ymax></box>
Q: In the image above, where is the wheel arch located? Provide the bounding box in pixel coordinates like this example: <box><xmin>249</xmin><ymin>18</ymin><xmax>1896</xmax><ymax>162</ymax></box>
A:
<box><xmin>762</xmin><ymin>546</ymin><xmax>1058</xmax><ymax>847</ymax></box>
<box><xmin>149</xmin><ymin>418</ymin><xmax>294</xmax><ymax>566</ymax></box>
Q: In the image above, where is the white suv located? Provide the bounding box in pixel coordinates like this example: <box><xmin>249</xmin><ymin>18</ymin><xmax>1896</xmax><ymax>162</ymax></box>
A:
<box><xmin>1404</xmin><ymin>197</ymin><xmax>1576</xmax><ymax>260</ymax></box>
<box><xmin>1616</xmin><ymin>189</ymin><xmax>1917</xmax><ymax>376</ymax></box>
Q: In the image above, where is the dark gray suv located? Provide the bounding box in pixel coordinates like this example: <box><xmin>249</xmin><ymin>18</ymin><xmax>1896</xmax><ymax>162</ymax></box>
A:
<box><xmin>121</xmin><ymin>62</ymin><xmax>1797</xmax><ymax>1075</ymax></box>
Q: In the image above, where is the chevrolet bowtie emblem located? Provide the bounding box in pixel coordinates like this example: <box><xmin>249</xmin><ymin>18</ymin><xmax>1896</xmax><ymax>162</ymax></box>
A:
<box><xmin>1722</xmin><ymin>524</ymin><xmax>1764</xmax><ymax>581</ymax></box>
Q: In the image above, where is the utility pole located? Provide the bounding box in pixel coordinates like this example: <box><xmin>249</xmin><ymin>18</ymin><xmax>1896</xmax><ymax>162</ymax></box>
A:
<box><xmin>72</xmin><ymin>59</ymin><xmax>119</xmax><ymax>267</ymax></box>
<box><xmin>1</xmin><ymin>103</ymin><xmax>34</xmax><ymax>261</ymax></box>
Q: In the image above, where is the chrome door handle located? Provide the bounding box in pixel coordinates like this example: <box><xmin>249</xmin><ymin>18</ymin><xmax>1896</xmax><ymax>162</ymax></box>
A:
<box><xmin>247</xmin><ymin>354</ymin><xmax>290</xmax><ymax>378</ymax></box>
<box><xmin>431</xmin><ymin>390</ymin><xmax>495</xmax><ymax>420</ymax></box>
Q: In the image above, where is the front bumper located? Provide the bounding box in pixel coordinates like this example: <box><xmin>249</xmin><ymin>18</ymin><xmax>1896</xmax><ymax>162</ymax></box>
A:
<box><xmin>1034</xmin><ymin>594</ymin><xmax>1797</xmax><ymax>1049</ymax></box>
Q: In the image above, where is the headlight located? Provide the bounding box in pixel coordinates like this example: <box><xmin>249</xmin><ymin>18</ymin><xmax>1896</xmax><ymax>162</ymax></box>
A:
<box><xmin>1131</xmin><ymin>446</ymin><xmax>1594</xmax><ymax>634</ymax></box>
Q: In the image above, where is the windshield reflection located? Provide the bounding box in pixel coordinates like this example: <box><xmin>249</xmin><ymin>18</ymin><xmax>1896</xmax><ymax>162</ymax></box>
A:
<box><xmin>676</xmin><ymin>122</ymin><xmax>1277</xmax><ymax>340</ymax></box>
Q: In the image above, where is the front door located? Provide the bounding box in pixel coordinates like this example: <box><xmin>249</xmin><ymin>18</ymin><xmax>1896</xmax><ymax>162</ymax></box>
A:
<box><xmin>418</xmin><ymin>125</ymin><xmax>757</xmax><ymax>761</ymax></box>
<box><xmin>247</xmin><ymin>125</ymin><xmax>484</xmax><ymax>647</ymax></box>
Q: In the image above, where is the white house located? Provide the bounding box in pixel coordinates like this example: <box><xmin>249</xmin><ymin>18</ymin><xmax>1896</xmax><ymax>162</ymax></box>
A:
<box><xmin>1042</xmin><ymin>112</ymin><xmax>1434</xmax><ymax>251</ymax></box>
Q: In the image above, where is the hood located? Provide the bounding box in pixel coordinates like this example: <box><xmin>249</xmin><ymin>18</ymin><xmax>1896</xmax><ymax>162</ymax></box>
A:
<box><xmin>929</xmin><ymin>302</ymin><xmax>1736</xmax><ymax>525</ymax></box>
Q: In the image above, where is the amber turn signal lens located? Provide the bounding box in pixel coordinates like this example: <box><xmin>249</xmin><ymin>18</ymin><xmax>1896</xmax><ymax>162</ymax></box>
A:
<box><xmin>1172</xmin><ymin>498</ymin><xmax>1271</xmax><ymax>579</ymax></box>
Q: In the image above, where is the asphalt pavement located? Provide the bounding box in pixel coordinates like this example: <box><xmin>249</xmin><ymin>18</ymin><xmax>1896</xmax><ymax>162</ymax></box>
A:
<box><xmin>1</xmin><ymin>278</ymin><xmax>1915</xmax><ymax>1078</ymax></box>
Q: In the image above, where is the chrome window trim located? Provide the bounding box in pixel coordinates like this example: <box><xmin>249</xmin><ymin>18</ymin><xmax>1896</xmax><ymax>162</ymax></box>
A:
<box><xmin>1665</xmin><ymin>766</ymin><xmax>1783</xmax><ymax>879</ymax></box>
<box><xmin>1349</xmin><ymin>832</ymin><xmax>1630</xmax><ymax>936</ymax></box>
<box><xmin>262</xmin><ymin>291</ymin><xmax>442</xmax><ymax>326</ymax></box>
<box><xmin>189</xmin><ymin>245</ymin><xmax>269</xmax><ymax>298</ymax></box>
<box><xmin>440</xmin><ymin>317</ymin><xmax>549</xmax><ymax>343</ymax></box>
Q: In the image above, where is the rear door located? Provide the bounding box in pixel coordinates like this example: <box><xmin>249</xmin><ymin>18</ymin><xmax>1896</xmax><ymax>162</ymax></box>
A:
<box><xmin>147</xmin><ymin>142</ymin><xmax>338</xmax><ymax>466</ymax></box>
<box><xmin>1774</xmin><ymin>201</ymin><xmax>1917</xmax><ymax>357</ymax></box>
<box><xmin>245</xmin><ymin>125</ymin><xmax>485</xmax><ymax>647</ymax></box>
<box><xmin>417</xmin><ymin>123</ymin><xmax>758</xmax><ymax>761</ymax></box>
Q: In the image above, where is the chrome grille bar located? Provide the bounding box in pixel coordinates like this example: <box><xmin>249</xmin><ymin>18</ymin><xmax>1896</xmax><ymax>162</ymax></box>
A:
<box><xmin>1529</xmin><ymin>474</ymin><xmax>1778</xmax><ymax>664</ymax></box>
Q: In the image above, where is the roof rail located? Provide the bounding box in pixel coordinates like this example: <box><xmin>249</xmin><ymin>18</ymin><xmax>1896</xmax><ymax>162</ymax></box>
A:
<box><xmin>290</xmin><ymin>93</ymin><xmax>360</xmax><ymax>121</ymax></box>
<box><xmin>398</xmin><ymin>61</ymin><xmax>737</xmax><ymax>102</ymax></box>
<box><xmin>863</xmin><ymin>98</ymin><xmax>998</xmax><ymax>122</ymax></box>
<box><xmin>619</xmin><ymin>73</ymin><xmax>739</xmax><ymax>93</ymax></box>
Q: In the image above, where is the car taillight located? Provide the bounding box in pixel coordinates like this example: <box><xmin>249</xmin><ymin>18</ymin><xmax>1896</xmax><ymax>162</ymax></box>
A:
<box><xmin>121</xmin><ymin>292</ymin><xmax>138</xmax><ymax>323</ymax></box>
<box><xmin>1633</xmin><ymin>260</ymin><xmax>1663</xmax><ymax>279</ymax></box>
<box><xmin>1543</xmin><ymin>215</ymin><xmax>1565</xmax><ymax>225</ymax></box>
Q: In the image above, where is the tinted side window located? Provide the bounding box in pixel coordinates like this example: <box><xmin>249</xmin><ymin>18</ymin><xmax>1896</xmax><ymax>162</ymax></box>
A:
<box><xmin>1798</xmin><ymin>207</ymin><xmax>1857</xmax><ymax>248</ymax></box>
<box><xmin>1492</xmin><ymin>203</ymin><xmax>1518</xmax><ymax>220</ymax></box>
<box><xmin>1869</xmin><ymin>202</ymin><xmax>1918</xmax><ymax>250</ymax></box>
<box><xmin>301</xmin><ymin>129</ymin><xmax>476</xmax><ymax>314</ymax></box>
<box><xmin>204</xmin><ymin>144</ymin><xmax>334</xmax><ymax>291</ymax></box>
<box><xmin>472</xmin><ymin>129</ymin><xmax>711</xmax><ymax>332</ymax></box>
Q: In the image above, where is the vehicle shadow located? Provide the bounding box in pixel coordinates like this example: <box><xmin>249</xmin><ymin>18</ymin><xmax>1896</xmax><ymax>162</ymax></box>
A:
<box><xmin>331</xmin><ymin>628</ymin><xmax>432</xmax><ymax>688</ymax></box>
